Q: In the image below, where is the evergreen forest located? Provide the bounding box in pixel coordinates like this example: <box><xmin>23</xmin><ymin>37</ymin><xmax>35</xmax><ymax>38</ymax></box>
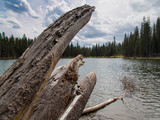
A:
<box><xmin>0</xmin><ymin>32</ymin><xmax>34</xmax><ymax>58</ymax></box>
<box><xmin>63</xmin><ymin>38</ymin><xmax>122</xmax><ymax>57</ymax></box>
<box><xmin>0</xmin><ymin>17</ymin><xmax>160</xmax><ymax>58</ymax></box>
<box><xmin>123</xmin><ymin>17</ymin><xmax>160</xmax><ymax>57</ymax></box>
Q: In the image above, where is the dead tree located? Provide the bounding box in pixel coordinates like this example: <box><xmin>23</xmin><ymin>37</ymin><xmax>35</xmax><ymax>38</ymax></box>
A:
<box><xmin>28</xmin><ymin>55</ymin><xmax>96</xmax><ymax>120</ymax></box>
<box><xmin>0</xmin><ymin>5</ymin><xmax>95</xmax><ymax>120</ymax></box>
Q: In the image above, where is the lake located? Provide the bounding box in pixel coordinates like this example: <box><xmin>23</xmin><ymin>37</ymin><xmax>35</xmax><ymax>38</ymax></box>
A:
<box><xmin>0</xmin><ymin>58</ymin><xmax>160</xmax><ymax>120</ymax></box>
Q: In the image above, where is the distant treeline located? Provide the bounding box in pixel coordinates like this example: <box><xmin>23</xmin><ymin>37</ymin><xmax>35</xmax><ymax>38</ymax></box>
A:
<box><xmin>63</xmin><ymin>17</ymin><xmax>160</xmax><ymax>57</ymax></box>
<box><xmin>123</xmin><ymin>17</ymin><xmax>160</xmax><ymax>57</ymax></box>
<box><xmin>63</xmin><ymin>39</ymin><xmax>122</xmax><ymax>57</ymax></box>
<box><xmin>0</xmin><ymin>32</ymin><xmax>123</xmax><ymax>58</ymax></box>
<box><xmin>0</xmin><ymin>32</ymin><xmax>34</xmax><ymax>58</ymax></box>
<box><xmin>1</xmin><ymin>17</ymin><xmax>160</xmax><ymax>58</ymax></box>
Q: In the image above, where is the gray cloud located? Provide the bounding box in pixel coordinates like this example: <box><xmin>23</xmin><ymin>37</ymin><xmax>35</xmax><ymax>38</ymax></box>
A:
<box><xmin>44</xmin><ymin>7</ymin><xmax>64</xmax><ymax>27</ymax></box>
<box><xmin>80</xmin><ymin>25</ymin><xmax>107</xmax><ymax>38</ymax></box>
<box><xmin>0</xmin><ymin>22</ymin><xmax>4</xmax><ymax>25</ymax></box>
<box><xmin>129</xmin><ymin>1</ymin><xmax>150</xmax><ymax>12</ymax></box>
<box><xmin>7</xmin><ymin>20</ymin><xmax>21</xmax><ymax>29</ymax></box>
<box><xmin>4</xmin><ymin>0</ymin><xmax>38</xmax><ymax>18</ymax></box>
<box><xmin>151</xmin><ymin>0</ymin><xmax>160</xmax><ymax>7</ymax></box>
<box><xmin>129</xmin><ymin>0</ymin><xmax>160</xmax><ymax>12</ymax></box>
<box><xmin>53</xmin><ymin>7</ymin><xmax>64</xmax><ymax>15</ymax></box>
<box><xmin>117</xmin><ymin>24</ymin><xmax>135</xmax><ymax>34</ymax></box>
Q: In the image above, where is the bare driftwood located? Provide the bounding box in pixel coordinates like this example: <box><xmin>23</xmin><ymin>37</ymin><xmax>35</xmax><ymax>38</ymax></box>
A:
<box><xmin>27</xmin><ymin>54</ymin><xmax>85</xmax><ymax>120</ymax></box>
<box><xmin>82</xmin><ymin>96</ymin><xmax>123</xmax><ymax>115</ymax></box>
<box><xmin>59</xmin><ymin>72</ymin><xmax>96</xmax><ymax>120</ymax></box>
<box><xmin>0</xmin><ymin>5</ymin><xmax>95</xmax><ymax>120</ymax></box>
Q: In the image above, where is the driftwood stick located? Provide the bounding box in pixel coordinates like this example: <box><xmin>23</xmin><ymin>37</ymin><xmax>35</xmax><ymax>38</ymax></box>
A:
<box><xmin>0</xmin><ymin>5</ymin><xmax>95</xmax><ymax>120</ymax></box>
<box><xmin>59</xmin><ymin>72</ymin><xmax>96</xmax><ymax>120</ymax></box>
<box><xmin>82</xmin><ymin>96</ymin><xmax>123</xmax><ymax>115</ymax></box>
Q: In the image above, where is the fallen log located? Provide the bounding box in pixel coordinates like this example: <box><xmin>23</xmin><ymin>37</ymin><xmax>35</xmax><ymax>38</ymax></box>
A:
<box><xmin>82</xmin><ymin>96</ymin><xmax>123</xmax><ymax>115</ymax></box>
<box><xmin>59</xmin><ymin>72</ymin><xmax>96</xmax><ymax>120</ymax></box>
<box><xmin>0</xmin><ymin>5</ymin><xmax>95</xmax><ymax>120</ymax></box>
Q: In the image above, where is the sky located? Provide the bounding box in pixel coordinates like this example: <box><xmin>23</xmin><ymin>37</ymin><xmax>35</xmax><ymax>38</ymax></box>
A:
<box><xmin>0</xmin><ymin>0</ymin><xmax>160</xmax><ymax>46</ymax></box>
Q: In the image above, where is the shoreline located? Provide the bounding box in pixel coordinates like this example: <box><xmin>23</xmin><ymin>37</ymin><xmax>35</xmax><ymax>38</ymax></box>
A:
<box><xmin>1</xmin><ymin>56</ymin><xmax>160</xmax><ymax>60</ymax></box>
<box><xmin>124</xmin><ymin>57</ymin><xmax>160</xmax><ymax>60</ymax></box>
<box><xmin>62</xmin><ymin>56</ymin><xmax>124</xmax><ymax>59</ymax></box>
<box><xmin>0</xmin><ymin>57</ymin><xmax>17</xmax><ymax>60</ymax></box>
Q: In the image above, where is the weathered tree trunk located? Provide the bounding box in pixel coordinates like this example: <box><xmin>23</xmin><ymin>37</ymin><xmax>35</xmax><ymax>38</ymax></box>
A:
<box><xmin>59</xmin><ymin>72</ymin><xmax>96</xmax><ymax>120</ymax></box>
<box><xmin>27</xmin><ymin>54</ymin><xmax>85</xmax><ymax>120</ymax></box>
<box><xmin>0</xmin><ymin>5</ymin><xmax>95</xmax><ymax>120</ymax></box>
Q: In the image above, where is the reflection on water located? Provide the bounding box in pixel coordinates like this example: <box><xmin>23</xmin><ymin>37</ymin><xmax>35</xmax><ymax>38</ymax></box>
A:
<box><xmin>0</xmin><ymin>58</ymin><xmax>160</xmax><ymax>120</ymax></box>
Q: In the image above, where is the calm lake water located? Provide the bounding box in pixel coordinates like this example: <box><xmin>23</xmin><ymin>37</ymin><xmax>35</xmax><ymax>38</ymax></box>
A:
<box><xmin>0</xmin><ymin>58</ymin><xmax>160</xmax><ymax>120</ymax></box>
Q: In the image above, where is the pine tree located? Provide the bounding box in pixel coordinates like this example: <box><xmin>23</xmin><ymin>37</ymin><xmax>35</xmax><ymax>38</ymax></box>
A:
<box><xmin>22</xmin><ymin>34</ymin><xmax>28</xmax><ymax>52</ymax></box>
<box><xmin>9</xmin><ymin>35</ymin><xmax>15</xmax><ymax>57</ymax></box>
<box><xmin>15</xmin><ymin>37</ymin><xmax>19</xmax><ymax>57</ymax></box>
<box><xmin>134</xmin><ymin>26</ymin><xmax>139</xmax><ymax>56</ymax></box>
<box><xmin>1</xmin><ymin>32</ymin><xmax>5</xmax><ymax>57</ymax></box>
<box><xmin>140</xmin><ymin>17</ymin><xmax>146</xmax><ymax>57</ymax></box>
<box><xmin>145</xmin><ymin>17</ymin><xmax>151</xmax><ymax>56</ymax></box>
<box><xmin>70</xmin><ymin>43</ymin><xmax>74</xmax><ymax>56</ymax></box>
<box><xmin>151</xmin><ymin>24</ymin><xmax>156</xmax><ymax>56</ymax></box>
<box><xmin>113</xmin><ymin>37</ymin><xmax>116</xmax><ymax>55</ymax></box>
<box><xmin>156</xmin><ymin>17</ymin><xmax>160</xmax><ymax>53</ymax></box>
<box><xmin>123</xmin><ymin>33</ymin><xmax>129</xmax><ymax>57</ymax></box>
<box><xmin>5</xmin><ymin>36</ymin><xmax>9</xmax><ymax>57</ymax></box>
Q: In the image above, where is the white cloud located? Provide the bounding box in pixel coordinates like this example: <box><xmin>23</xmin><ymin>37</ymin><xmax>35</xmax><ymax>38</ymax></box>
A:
<box><xmin>4</xmin><ymin>0</ymin><xmax>38</xmax><ymax>18</ymax></box>
<box><xmin>0</xmin><ymin>0</ymin><xmax>160</xmax><ymax>46</ymax></box>
<box><xmin>21</xmin><ymin>0</ymin><xmax>38</xmax><ymax>18</ymax></box>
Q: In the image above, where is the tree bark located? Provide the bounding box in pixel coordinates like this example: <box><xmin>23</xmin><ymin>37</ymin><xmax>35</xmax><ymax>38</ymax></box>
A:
<box><xmin>27</xmin><ymin>54</ymin><xmax>84</xmax><ymax>120</ymax></box>
<box><xmin>0</xmin><ymin>5</ymin><xmax>95</xmax><ymax>120</ymax></box>
<box><xmin>59</xmin><ymin>72</ymin><xmax>96</xmax><ymax>120</ymax></box>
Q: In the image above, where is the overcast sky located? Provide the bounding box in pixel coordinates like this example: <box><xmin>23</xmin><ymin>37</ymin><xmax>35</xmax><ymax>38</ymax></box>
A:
<box><xmin>0</xmin><ymin>0</ymin><xmax>160</xmax><ymax>46</ymax></box>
